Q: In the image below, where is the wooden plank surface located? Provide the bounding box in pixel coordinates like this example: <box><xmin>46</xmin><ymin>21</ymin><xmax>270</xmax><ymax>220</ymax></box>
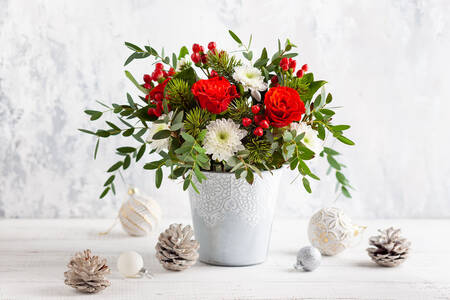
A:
<box><xmin>0</xmin><ymin>219</ymin><xmax>449</xmax><ymax>300</ymax></box>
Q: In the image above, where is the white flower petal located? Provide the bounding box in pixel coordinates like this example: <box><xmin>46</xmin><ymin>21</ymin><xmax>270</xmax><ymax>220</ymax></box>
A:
<box><xmin>203</xmin><ymin>118</ymin><xmax>246</xmax><ymax>162</ymax></box>
<box><xmin>232</xmin><ymin>65</ymin><xmax>268</xmax><ymax>92</ymax></box>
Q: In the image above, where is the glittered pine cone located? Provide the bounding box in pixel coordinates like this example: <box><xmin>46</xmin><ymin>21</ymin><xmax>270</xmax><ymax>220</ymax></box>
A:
<box><xmin>64</xmin><ymin>249</ymin><xmax>111</xmax><ymax>293</ymax></box>
<box><xmin>367</xmin><ymin>227</ymin><xmax>411</xmax><ymax>267</ymax></box>
<box><xmin>155</xmin><ymin>224</ymin><xmax>199</xmax><ymax>271</ymax></box>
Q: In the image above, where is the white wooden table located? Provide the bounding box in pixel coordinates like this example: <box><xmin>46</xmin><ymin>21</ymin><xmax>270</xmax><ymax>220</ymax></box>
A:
<box><xmin>0</xmin><ymin>219</ymin><xmax>449</xmax><ymax>300</ymax></box>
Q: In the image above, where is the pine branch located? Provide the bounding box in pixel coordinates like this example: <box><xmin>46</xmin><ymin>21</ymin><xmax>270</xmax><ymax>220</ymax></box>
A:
<box><xmin>165</xmin><ymin>78</ymin><xmax>196</xmax><ymax>111</ymax></box>
<box><xmin>207</xmin><ymin>51</ymin><xmax>241</xmax><ymax>81</ymax></box>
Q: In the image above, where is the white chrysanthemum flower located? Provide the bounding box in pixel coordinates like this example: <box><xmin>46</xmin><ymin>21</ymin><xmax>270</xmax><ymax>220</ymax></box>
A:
<box><xmin>290</xmin><ymin>122</ymin><xmax>324</xmax><ymax>154</ymax></box>
<box><xmin>203</xmin><ymin>118</ymin><xmax>246</xmax><ymax>162</ymax></box>
<box><xmin>146</xmin><ymin>120</ymin><xmax>170</xmax><ymax>153</ymax></box>
<box><xmin>232</xmin><ymin>65</ymin><xmax>268</xmax><ymax>94</ymax></box>
<box><xmin>176</xmin><ymin>56</ymin><xmax>192</xmax><ymax>72</ymax></box>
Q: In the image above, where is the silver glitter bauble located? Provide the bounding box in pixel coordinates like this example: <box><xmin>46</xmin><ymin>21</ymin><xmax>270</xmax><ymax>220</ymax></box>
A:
<box><xmin>294</xmin><ymin>246</ymin><xmax>322</xmax><ymax>271</ymax></box>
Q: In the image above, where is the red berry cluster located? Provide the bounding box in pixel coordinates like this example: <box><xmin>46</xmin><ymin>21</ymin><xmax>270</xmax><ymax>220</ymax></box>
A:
<box><xmin>296</xmin><ymin>64</ymin><xmax>308</xmax><ymax>78</ymax></box>
<box><xmin>143</xmin><ymin>63</ymin><xmax>175</xmax><ymax>90</ymax></box>
<box><xmin>191</xmin><ymin>42</ymin><xmax>217</xmax><ymax>65</ymax></box>
<box><xmin>279</xmin><ymin>57</ymin><xmax>308</xmax><ymax>78</ymax></box>
<box><xmin>144</xmin><ymin>64</ymin><xmax>175</xmax><ymax>117</ymax></box>
<box><xmin>280</xmin><ymin>57</ymin><xmax>296</xmax><ymax>72</ymax></box>
<box><xmin>242</xmin><ymin>105</ymin><xmax>269</xmax><ymax>136</ymax></box>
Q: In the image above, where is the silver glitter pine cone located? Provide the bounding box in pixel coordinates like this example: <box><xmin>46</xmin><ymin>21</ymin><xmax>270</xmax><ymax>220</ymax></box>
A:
<box><xmin>367</xmin><ymin>227</ymin><xmax>411</xmax><ymax>267</ymax></box>
<box><xmin>64</xmin><ymin>249</ymin><xmax>111</xmax><ymax>293</ymax></box>
<box><xmin>155</xmin><ymin>224</ymin><xmax>200</xmax><ymax>271</ymax></box>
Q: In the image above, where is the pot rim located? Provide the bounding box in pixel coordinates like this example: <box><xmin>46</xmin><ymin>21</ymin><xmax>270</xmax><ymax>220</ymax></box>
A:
<box><xmin>200</xmin><ymin>167</ymin><xmax>285</xmax><ymax>175</ymax></box>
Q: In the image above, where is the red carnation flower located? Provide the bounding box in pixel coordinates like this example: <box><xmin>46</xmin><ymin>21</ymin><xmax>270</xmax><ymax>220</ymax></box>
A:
<box><xmin>149</xmin><ymin>78</ymin><xmax>170</xmax><ymax>102</ymax></box>
<box><xmin>264</xmin><ymin>86</ymin><xmax>305</xmax><ymax>127</ymax></box>
<box><xmin>191</xmin><ymin>76</ymin><xmax>239</xmax><ymax>114</ymax></box>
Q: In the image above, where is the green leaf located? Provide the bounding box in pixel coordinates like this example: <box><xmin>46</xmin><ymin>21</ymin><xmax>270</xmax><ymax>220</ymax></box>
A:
<box><xmin>107</xmin><ymin>161</ymin><xmax>123</xmax><ymax>172</ymax></box>
<box><xmin>183</xmin><ymin>176</ymin><xmax>191</xmax><ymax>191</ymax></box>
<box><xmin>298</xmin><ymin>159</ymin><xmax>311</xmax><ymax>175</ymax></box>
<box><xmin>327</xmin><ymin>155</ymin><xmax>341</xmax><ymax>170</ymax></box>
<box><xmin>94</xmin><ymin>138</ymin><xmax>99</xmax><ymax>159</ymax></box>
<box><xmin>336</xmin><ymin>172</ymin><xmax>347</xmax><ymax>185</ymax></box>
<box><xmin>172</xmin><ymin>53</ymin><xmax>177</xmax><ymax>69</ymax></box>
<box><xmin>323</xmin><ymin>147</ymin><xmax>340</xmax><ymax>155</ymax></box>
<box><xmin>317</xmin><ymin>123</ymin><xmax>326</xmax><ymax>140</ymax></box>
<box><xmin>124</xmin><ymin>42</ymin><xmax>143</xmax><ymax>52</ymax></box>
<box><xmin>125</xmin><ymin>70</ymin><xmax>148</xmax><ymax>94</ymax></box>
<box><xmin>106</xmin><ymin>121</ymin><xmax>120</xmax><ymax>131</ymax></box>
<box><xmin>243</xmin><ymin>51</ymin><xmax>253</xmax><ymax>61</ymax></box>
<box><xmin>321</xmin><ymin>108</ymin><xmax>335</xmax><ymax>116</ymax></box>
<box><xmin>122</xmin><ymin>128</ymin><xmax>134</xmax><ymax>136</ymax></box>
<box><xmin>283</xmin><ymin>53</ymin><xmax>298</xmax><ymax>58</ymax></box>
<box><xmin>337</xmin><ymin>135</ymin><xmax>355</xmax><ymax>145</ymax></box>
<box><xmin>178</xmin><ymin>46</ymin><xmax>189</xmax><ymax>59</ymax></box>
<box><xmin>99</xmin><ymin>187</ymin><xmax>110</xmax><ymax>199</ymax></box>
<box><xmin>253</xmin><ymin>58</ymin><xmax>269</xmax><ymax>68</ymax></box>
<box><xmin>96</xmin><ymin>130</ymin><xmax>110</xmax><ymax>138</ymax></box>
<box><xmin>341</xmin><ymin>186</ymin><xmax>351</xmax><ymax>198</ymax></box>
<box><xmin>245</xmin><ymin>169</ymin><xmax>254</xmax><ymax>184</ymax></box>
<box><xmin>123</xmin><ymin>155</ymin><xmax>131</xmax><ymax>169</ymax></box>
<box><xmin>155</xmin><ymin>168</ymin><xmax>163</xmax><ymax>188</ymax></box>
<box><xmin>124</xmin><ymin>52</ymin><xmax>136</xmax><ymax>66</ymax></box>
<box><xmin>283</xmin><ymin>131</ymin><xmax>293</xmax><ymax>142</ymax></box>
<box><xmin>136</xmin><ymin>144</ymin><xmax>146</xmax><ymax>162</ymax></box>
<box><xmin>84</xmin><ymin>110</ymin><xmax>102</xmax><ymax>121</ymax></box>
<box><xmin>173</xmin><ymin>67</ymin><xmax>198</xmax><ymax>86</ymax></box>
<box><xmin>332</xmin><ymin>125</ymin><xmax>351</xmax><ymax>131</ymax></box>
<box><xmin>302</xmin><ymin>177</ymin><xmax>312</xmax><ymax>193</ymax></box>
<box><xmin>127</xmin><ymin>93</ymin><xmax>136</xmax><ymax>109</ymax></box>
<box><xmin>228</xmin><ymin>30</ymin><xmax>242</xmax><ymax>45</ymax></box>
<box><xmin>117</xmin><ymin>146</ymin><xmax>135</xmax><ymax>153</ymax></box>
<box><xmin>104</xmin><ymin>175</ymin><xmax>115</xmax><ymax>186</ymax></box>
<box><xmin>308</xmin><ymin>173</ymin><xmax>320</xmax><ymax>180</ymax></box>
<box><xmin>180</xmin><ymin>132</ymin><xmax>195</xmax><ymax>143</ymax></box>
<box><xmin>152</xmin><ymin>129</ymin><xmax>171</xmax><ymax>140</ymax></box>
<box><xmin>78</xmin><ymin>129</ymin><xmax>96</xmax><ymax>135</ymax></box>
<box><xmin>118</xmin><ymin>118</ymin><xmax>133</xmax><ymax>127</ymax></box>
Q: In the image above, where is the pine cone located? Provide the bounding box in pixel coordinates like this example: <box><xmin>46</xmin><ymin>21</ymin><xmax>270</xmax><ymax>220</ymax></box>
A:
<box><xmin>367</xmin><ymin>227</ymin><xmax>411</xmax><ymax>267</ymax></box>
<box><xmin>64</xmin><ymin>249</ymin><xmax>111</xmax><ymax>293</ymax></box>
<box><xmin>156</xmin><ymin>224</ymin><xmax>199</xmax><ymax>271</ymax></box>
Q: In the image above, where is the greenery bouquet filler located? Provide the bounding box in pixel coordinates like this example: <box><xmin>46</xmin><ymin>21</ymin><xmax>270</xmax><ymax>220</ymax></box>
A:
<box><xmin>81</xmin><ymin>31</ymin><xmax>354</xmax><ymax>199</ymax></box>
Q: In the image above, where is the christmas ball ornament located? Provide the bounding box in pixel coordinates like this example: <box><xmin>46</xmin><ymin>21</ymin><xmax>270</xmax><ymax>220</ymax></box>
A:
<box><xmin>119</xmin><ymin>187</ymin><xmax>162</xmax><ymax>236</ymax></box>
<box><xmin>367</xmin><ymin>227</ymin><xmax>411</xmax><ymax>267</ymax></box>
<box><xmin>117</xmin><ymin>251</ymin><xmax>144</xmax><ymax>277</ymax></box>
<box><xmin>308</xmin><ymin>207</ymin><xmax>366</xmax><ymax>256</ymax></box>
<box><xmin>294</xmin><ymin>246</ymin><xmax>322</xmax><ymax>271</ymax></box>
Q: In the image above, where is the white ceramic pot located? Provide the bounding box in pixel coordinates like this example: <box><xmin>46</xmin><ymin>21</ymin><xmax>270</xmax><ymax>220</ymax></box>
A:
<box><xmin>189</xmin><ymin>170</ymin><xmax>282</xmax><ymax>266</ymax></box>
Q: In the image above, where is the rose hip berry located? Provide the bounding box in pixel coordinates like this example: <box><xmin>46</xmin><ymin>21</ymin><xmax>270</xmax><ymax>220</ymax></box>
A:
<box><xmin>191</xmin><ymin>52</ymin><xmax>201</xmax><ymax>64</ymax></box>
<box><xmin>251</xmin><ymin>105</ymin><xmax>261</xmax><ymax>114</ymax></box>
<box><xmin>259</xmin><ymin>120</ymin><xmax>269</xmax><ymax>129</ymax></box>
<box><xmin>296</xmin><ymin>69</ymin><xmax>304</xmax><ymax>78</ymax></box>
<box><xmin>242</xmin><ymin>118</ymin><xmax>252</xmax><ymax>127</ymax></box>
<box><xmin>253</xmin><ymin>127</ymin><xmax>264</xmax><ymax>136</ymax></box>
<box><xmin>271</xmin><ymin>76</ymin><xmax>278</xmax><ymax>84</ymax></box>
<box><xmin>301</xmin><ymin>64</ymin><xmax>308</xmax><ymax>72</ymax></box>
<box><xmin>208</xmin><ymin>41</ymin><xmax>216</xmax><ymax>50</ymax></box>
<box><xmin>143</xmin><ymin>74</ymin><xmax>152</xmax><ymax>84</ymax></box>
<box><xmin>192</xmin><ymin>44</ymin><xmax>201</xmax><ymax>53</ymax></box>
<box><xmin>155</xmin><ymin>63</ymin><xmax>164</xmax><ymax>70</ymax></box>
<box><xmin>254</xmin><ymin>114</ymin><xmax>264</xmax><ymax>124</ymax></box>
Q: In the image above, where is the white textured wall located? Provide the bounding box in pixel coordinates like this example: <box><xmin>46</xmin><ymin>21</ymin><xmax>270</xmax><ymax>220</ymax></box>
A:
<box><xmin>1</xmin><ymin>0</ymin><xmax>449</xmax><ymax>219</ymax></box>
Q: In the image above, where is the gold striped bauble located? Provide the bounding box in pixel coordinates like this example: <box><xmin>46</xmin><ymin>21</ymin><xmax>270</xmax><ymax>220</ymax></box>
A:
<box><xmin>119</xmin><ymin>188</ymin><xmax>162</xmax><ymax>236</ymax></box>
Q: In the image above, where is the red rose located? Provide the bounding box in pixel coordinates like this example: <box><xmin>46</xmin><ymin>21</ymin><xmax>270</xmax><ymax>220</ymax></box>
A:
<box><xmin>191</xmin><ymin>76</ymin><xmax>239</xmax><ymax>114</ymax></box>
<box><xmin>264</xmin><ymin>86</ymin><xmax>305</xmax><ymax>127</ymax></box>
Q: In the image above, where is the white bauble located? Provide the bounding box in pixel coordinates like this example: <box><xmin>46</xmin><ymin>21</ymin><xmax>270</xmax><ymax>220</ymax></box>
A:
<box><xmin>117</xmin><ymin>251</ymin><xmax>143</xmax><ymax>277</ymax></box>
<box><xmin>119</xmin><ymin>188</ymin><xmax>162</xmax><ymax>236</ymax></box>
<box><xmin>295</xmin><ymin>246</ymin><xmax>322</xmax><ymax>271</ymax></box>
<box><xmin>307</xmin><ymin>207</ymin><xmax>365</xmax><ymax>256</ymax></box>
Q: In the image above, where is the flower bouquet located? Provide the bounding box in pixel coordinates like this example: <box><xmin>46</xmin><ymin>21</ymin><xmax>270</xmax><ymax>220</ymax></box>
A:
<box><xmin>81</xmin><ymin>31</ymin><xmax>354</xmax><ymax>265</ymax></box>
